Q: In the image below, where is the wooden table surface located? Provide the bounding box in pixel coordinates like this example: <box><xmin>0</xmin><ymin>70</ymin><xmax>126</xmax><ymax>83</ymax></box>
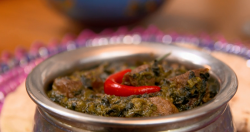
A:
<box><xmin>1</xmin><ymin>0</ymin><xmax>250</xmax><ymax>55</ymax></box>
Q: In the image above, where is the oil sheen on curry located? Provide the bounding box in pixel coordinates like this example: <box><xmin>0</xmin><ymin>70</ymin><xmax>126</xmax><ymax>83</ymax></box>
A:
<box><xmin>47</xmin><ymin>54</ymin><xmax>218</xmax><ymax>117</ymax></box>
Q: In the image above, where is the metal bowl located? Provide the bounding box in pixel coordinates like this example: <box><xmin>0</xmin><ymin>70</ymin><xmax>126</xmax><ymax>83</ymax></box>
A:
<box><xmin>26</xmin><ymin>43</ymin><xmax>238</xmax><ymax>132</ymax></box>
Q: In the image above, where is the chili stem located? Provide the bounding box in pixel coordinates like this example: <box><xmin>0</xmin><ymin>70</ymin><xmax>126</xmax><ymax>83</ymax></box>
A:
<box><xmin>156</xmin><ymin>52</ymin><xmax>171</xmax><ymax>62</ymax></box>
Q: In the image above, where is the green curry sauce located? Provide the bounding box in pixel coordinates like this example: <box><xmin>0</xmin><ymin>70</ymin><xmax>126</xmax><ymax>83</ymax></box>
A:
<box><xmin>47</xmin><ymin>59</ymin><xmax>218</xmax><ymax>117</ymax></box>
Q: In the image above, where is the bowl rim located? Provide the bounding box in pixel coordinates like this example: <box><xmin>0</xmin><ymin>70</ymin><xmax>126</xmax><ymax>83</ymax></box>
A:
<box><xmin>26</xmin><ymin>42</ymin><xmax>238</xmax><ymax>126</ymax></box>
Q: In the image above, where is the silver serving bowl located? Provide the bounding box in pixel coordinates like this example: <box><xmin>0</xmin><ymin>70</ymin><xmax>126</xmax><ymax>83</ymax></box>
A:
<box><xmin>26</xmin><ymin>43</ymin><xmax>238</xmax><ymax>132</ymax></box>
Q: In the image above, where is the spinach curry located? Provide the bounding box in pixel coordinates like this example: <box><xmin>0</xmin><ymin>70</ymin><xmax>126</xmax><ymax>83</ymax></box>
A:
<box><xmin>48</xmin><ymin>56</ymin><xmax>218</xmax><ymax>117</ymax></box>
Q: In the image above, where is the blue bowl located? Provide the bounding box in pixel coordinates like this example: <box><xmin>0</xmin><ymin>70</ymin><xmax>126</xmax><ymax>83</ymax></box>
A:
<box><xmin>47</xmin><ymin>0</ymin><xmax>165</xmax><ymax>26</ymax></box>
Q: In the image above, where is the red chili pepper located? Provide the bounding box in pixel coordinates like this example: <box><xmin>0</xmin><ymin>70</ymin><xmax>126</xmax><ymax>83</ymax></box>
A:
<box><xmin>104</xmin><ymin>69</ymin><xmax>161</xmax><ymax>96</ymax></box>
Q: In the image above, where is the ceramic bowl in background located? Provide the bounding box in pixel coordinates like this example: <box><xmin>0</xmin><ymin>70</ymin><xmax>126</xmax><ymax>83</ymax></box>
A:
<box><xmin>46</xmin><ymin>0</ymin><xmax>165</xmax><ymax>26</ymax></box>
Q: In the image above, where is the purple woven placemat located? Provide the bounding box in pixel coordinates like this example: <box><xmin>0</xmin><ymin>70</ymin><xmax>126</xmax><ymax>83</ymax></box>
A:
<box><xmin>0</xmin><ymin>26</ymin><xmax>249</xmax><ymax>113</ymax></box>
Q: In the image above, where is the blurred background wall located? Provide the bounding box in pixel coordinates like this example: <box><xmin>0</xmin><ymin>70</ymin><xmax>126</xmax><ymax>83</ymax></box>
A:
<box><xmin>1</xmin><ymin>0</ymin><xmax>250</xmax><ymax>54</ymax></box>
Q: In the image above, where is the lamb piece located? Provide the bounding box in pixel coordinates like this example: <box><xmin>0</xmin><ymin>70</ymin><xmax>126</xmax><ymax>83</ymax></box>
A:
<box><xmin>149</xmin><ymin>97</ymin><xmax>179</xmax><ymax>116</ymax></box>
<box><xmin>130</xmin><ymin>64</ymin><xmax>150</xmax><ymax>75</ymax></box>
<box><xmin>167</xmin><ymin>68</ymin><xmax>209</xmax><ymax>89</ymax></box>
<box><xmin>53</xmin><ymin>77</ymin><xmax>83</xmax><ymax>98</ymax></box>
<box><xmin>122</xmin><ymin>64</ymin><xmax>156</xmax><ymax>86</ymax></box>
<box><xmin>78</xmin><ymin>63</ymin><xmax>109</xmax><ymax>93</ymax></box>
<box><xmin>81</xmin><ymin>74</ymin><xmax>104</xmax><ymax>93</ymax></box>
<box><xmin>163</xmin><ymin>68</ymin><xmax>210</xmax><ymax>111</ymax></box>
